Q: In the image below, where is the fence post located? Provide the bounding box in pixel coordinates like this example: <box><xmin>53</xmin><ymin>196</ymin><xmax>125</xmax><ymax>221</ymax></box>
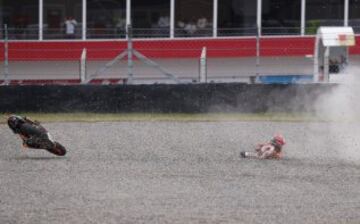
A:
<box><xmin>323</xmin><ymin>47</ymin><xmax>330</xmax><ymax>82</ymax></box>
<box><xmin>80</xmin><ymin>48</ymin><xmax>87</xmax><ymax>84</ymax></box>
<box><xmin>3</xmin><ymin>24</ymin><xmax>9</xmax><ymax>85</ymax></box>
<box><xmin>255</xmin><ymin>25</ymin><xmax>260</xmax><ymax>81</ymax></box>
<box><xmin>126</xmin><ymin>24</ymin><xmax>134</xmax><ymax>84</ymax></box>
<box><xmin>199</xmin><ymin>47</ymin><xmax>207</xmax><ymax>83</ymax></box>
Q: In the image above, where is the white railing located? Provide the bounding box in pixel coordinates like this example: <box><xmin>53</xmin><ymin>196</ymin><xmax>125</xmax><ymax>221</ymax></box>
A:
<box><xmin>80</xmin><ymin>48</ymin><xmax>87</xmax><ymax>84</ymax></box>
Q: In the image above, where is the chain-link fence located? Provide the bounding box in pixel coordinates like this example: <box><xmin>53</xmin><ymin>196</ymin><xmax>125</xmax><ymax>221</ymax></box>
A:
<box><xmin>1</xmin><ymin>25</ymin><xmax>359</xmax><ymax>85</ymax></box>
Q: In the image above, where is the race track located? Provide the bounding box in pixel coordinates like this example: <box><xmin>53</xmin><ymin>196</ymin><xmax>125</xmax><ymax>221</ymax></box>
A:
<box><xmin>1</xmin><ymin>121</ymin><xmax>360</xmax><ymax>224</ymax></box>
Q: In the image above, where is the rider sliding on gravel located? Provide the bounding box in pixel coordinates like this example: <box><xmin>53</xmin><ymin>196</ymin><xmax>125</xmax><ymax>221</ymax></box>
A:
<box><xmin>7</xmin><ymin>114</ymin><xmax>66</xmax><ymax>156</ymax></box>
<box><xmin>240</xmin><ymin>134</ymin><xmax>286</xmax><ymax>159</ymax></box>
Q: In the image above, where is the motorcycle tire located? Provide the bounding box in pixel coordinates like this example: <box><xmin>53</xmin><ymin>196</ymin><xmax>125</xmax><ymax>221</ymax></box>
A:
<box><xmin>45</xmin><ymin>141</ymin><xmax>67</xmax><ymax>156</ymax></box>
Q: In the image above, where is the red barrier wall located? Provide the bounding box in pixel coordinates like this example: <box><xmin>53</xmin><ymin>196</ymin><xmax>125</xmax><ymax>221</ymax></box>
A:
<box><xmin>0</xmin><ymin>36</ymin><xmax>359</xmax><ymax>61</ymax></box>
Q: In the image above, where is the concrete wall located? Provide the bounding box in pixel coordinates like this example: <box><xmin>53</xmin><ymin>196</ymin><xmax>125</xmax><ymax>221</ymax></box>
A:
<box><xmin>0</xmin><ymin>83</ymin><xmax>335</xmax><ymax>113</ymax></box>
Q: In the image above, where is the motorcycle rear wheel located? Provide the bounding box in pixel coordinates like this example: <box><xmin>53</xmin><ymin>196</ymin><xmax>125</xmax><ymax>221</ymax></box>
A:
<box><xmin>46</xmin><ymin>141</ymin><xmax>67</xmax><ymax>156</ymax></box>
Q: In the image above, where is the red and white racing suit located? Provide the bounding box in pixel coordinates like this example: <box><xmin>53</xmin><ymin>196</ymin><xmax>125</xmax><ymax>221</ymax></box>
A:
<box><xmin>255</xmin><ymin>143</ymin><xmax>283</xmax><ymax>159</ymax></box>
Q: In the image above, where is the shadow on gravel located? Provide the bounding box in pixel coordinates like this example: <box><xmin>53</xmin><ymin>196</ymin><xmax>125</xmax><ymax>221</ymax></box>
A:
<box><xmin>10</xmin><ymin>155</ymin><xmax>67</xmax><ymax>161</ymax></box>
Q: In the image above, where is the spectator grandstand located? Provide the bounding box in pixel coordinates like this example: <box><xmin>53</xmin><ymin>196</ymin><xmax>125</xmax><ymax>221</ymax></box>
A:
<box><xmin>0</xmin><ymin>0</ymin><xmax>359</xmax><ymax>84</ymax></box>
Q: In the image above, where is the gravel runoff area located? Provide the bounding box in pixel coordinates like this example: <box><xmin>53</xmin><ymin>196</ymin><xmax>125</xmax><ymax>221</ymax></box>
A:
<box><xmin>1</xmin><ymin>121</ymin><xmax>360</xmax><ymax>224</ymax></box>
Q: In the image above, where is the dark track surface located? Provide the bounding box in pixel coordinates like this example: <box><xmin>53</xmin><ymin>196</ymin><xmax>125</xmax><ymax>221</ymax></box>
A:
<box><xmin>1</xmin><ymin>121</ymin><xmax>360</xmax><ymax>224</ymax></box>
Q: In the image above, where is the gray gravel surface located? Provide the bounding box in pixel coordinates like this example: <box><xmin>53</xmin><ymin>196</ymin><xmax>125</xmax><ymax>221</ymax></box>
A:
<box><xmin>1</xmin><ymin>121</ymin><xmax>360</xmax><ymax>224</ymax></box>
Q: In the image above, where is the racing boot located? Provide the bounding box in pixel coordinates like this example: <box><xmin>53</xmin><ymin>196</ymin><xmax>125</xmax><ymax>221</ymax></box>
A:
<box><xmin>240</xmin><ymin>151</ymin><xmax>247</xmax><ymax>158</ymax></box>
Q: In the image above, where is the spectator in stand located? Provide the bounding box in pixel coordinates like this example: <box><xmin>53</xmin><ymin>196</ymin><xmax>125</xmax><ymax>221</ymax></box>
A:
<box><xmin>197</xmin><ymin>17</ymin><xmax>209</xmax><ymax>36</ymax></box>
<box><xmin>157</xmin><ymin>15</ymin><xmax>170</xmax><ymax>36</ymax></box>
<box><xmin>158</xmin><ymin>16</ymin><xmax>170</xmax><ymax>28</ymax></box>
<box><xmin>176</xmin><ymin>20</ymin><xmax>186</xmax><ymax>36</ymax></box>
<box><xmin>116</xmin><ymin>18</ymin><xmax>126</xmax><ymax>37</ymax></box>
<box><xmin>64</xmin><ymin>16</ymin><xmax>77</xmax><ymax>39</ymax></box>
<box><xmin>184</xmin><ymin>19</ymin><xmax>197</xmax><ymax>36</ymax></box>
<box><xmin>197</xmin><ymin>17</ymin><xmax>208</xmax><ymax>29</ymax></box>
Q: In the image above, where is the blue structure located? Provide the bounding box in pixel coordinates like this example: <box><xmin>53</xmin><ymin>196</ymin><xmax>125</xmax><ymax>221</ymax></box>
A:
<box><xmin>258</xmin><ymin>75</ymin><xmax>313</xmax><ymax>84</ymax></box>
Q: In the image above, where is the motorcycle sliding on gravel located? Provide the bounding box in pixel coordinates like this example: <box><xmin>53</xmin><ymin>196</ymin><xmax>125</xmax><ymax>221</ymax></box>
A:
<box><xmin>7</xmin><ymin>115</ymin><xmax>67</xmax><ymax>156</ymax></box>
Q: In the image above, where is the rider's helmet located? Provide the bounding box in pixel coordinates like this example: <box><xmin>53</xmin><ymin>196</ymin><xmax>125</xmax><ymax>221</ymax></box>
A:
<box><xmin>7</xmin><ymin>115</ymin><xmax>24</xmax><ymax>133</ymax></box>
<box><xmin>271</xmin><ymin>134</ymin><xmax>286</xmax><ymax>148</ymax></box>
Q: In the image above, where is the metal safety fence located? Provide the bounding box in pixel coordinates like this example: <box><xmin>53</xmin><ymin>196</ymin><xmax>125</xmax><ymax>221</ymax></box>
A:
<box><xmin>1</xmin><ymin>25</ymin><xmax>359</xmax><ymax>85</ymax></box>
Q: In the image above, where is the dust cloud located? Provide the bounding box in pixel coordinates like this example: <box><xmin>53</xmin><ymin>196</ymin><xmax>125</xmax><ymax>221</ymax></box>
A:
<box><xmin>314</xmin><ymin>66</ymin><xmax>360</xmax><ymax>161</ymax></box>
